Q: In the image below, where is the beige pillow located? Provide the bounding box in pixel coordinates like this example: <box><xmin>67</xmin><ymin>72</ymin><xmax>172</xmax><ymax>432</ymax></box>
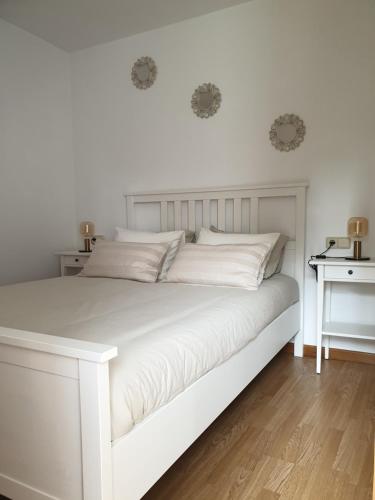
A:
<box><xmin>166</xmin><ymin>242</ymin><xmax>273</xmax><ymax>290</ymax></box>
<box><xmin>115</xmin><ymin>227</ymin><xmax>185</xmax><ymax>281</ymax></box>
<box><xmin>80</xmin><ymin>240</ymin><xmax>169</xmax><ymax>282</ymax></box>
<box><xmin>197</xmin><ymin>227</ymin><xmax>280</xmax><ymax>283</ymax></box>
<box><xmin>208</xmin><ymin>226</ymin><xmax>288</xmax><ymax>279</ymax></box>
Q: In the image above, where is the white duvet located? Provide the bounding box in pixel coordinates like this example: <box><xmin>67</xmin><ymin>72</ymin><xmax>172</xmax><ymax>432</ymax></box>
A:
<box><xmin>0</xmin><ymin>275</ymin><xmax>298</xmax><ymax>440</ymax></box>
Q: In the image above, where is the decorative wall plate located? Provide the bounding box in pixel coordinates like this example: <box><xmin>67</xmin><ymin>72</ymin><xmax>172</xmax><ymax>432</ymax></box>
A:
<box><xmin>269</xmin><ymin>114</ymin><xmax>306</xmax><ymax>152</ymax></box>
<box><xmin>131</xmin><ymin>57</ymin><xmax>157</xmax><ymax>90</ymax></box>
<box><xmin>191</xmin><ymin>83</ymin><xmax>221</xmax><ymax>118</ymax></box>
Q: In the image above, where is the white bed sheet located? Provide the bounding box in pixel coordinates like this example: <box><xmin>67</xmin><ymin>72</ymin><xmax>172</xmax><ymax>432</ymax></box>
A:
<box><xmin>0</xmin><ymin>274</ymin><xmax>298</xmax><ymax>440</ymax></box>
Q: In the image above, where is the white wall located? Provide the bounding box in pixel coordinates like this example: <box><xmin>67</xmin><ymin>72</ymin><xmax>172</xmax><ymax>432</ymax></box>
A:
<box><xmin>0</xmin><ymin>19</ymin><xmax>77</xmax><ymax>285</ymax></box>
<box><xmin>63</xmin><ymin>0</ymin><xmax>369</xmax><ymax>350</ymax></box>
<box><xmin>71</xmin><ymin>0</ymin><xmax>375</xmax><ymax>350</ymax></box>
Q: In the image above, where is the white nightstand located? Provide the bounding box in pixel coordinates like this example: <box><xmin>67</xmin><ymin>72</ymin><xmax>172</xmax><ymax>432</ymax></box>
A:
<box><xmin>309</xmin><ymin>258</ymin><xmax>375</xmax><ymax>373</ymax></box>
<box><xmin>56</xmin><ymin>251</ymin><xmax>91</xmax><ymax>276</ymax></box>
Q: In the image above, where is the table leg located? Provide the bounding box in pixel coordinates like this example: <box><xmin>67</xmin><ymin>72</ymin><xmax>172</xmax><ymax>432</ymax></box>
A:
<box><xmin>324</xmin><ymin>282</ymin><xmax>332</xmax><ymax>360</ymax></box>
<box><xmin>325</xmin><ymin>337</ymin><xmax>330</xmax><ymax>360</ymax></box>
<box><xmin>316</xmin><ymin>271</ymin><xmax>324</xmax><ymax>374</ymax></box>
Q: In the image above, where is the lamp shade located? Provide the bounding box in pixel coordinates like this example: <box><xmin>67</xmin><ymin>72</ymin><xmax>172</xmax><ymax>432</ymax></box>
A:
<box><xmin>80</xmin><ymin>221</ymin><xmax>95</xmax><ymax>238</ymax></box>
<box><xmin>347</xmin><ymin>217</ymin><xmax>368</xmax><ymax>238</ymax></box>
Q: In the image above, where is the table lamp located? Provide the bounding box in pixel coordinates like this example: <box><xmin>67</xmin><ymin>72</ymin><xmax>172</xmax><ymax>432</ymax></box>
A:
<box><xmin>345</xmin><ymin>217</ymin><xmax>369</xmax><ymax>261</ymax></box>
<box><xmin>79</xmin><ymin>221</ymin><xmax>95</xmax><ymax>252</ymax></box>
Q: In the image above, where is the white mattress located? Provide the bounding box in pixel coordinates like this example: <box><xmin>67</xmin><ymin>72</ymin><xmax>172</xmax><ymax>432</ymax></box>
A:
<box><xmin>0</xmin><ymin>274</ymin><xmax>298</xmax><ymax>440</ymax></box>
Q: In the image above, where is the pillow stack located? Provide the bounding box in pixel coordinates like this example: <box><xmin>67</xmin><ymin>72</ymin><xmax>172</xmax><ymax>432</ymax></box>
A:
<box><xmin>80</xmin><ymin>240</ymin><xmax>169</xmax><ymax>282</ymax></box>
<box><xmin>206</xmin><ymin>226</ymin><xmax>288</xmax><ymax>279</ymax></box>
<box><xmin>115</xmin><ymin>227</ymin><xmax>185</xmax><ymax>280</ymax></box>
<box><xmin>196</xmin><ymin>228</ymin><xmax>287</xmax><ymax>281</ymax></box>
<box><xmin>166</xmin><ymin>242</ymin><xmax>273</xmax><ymax>290</ymax></box>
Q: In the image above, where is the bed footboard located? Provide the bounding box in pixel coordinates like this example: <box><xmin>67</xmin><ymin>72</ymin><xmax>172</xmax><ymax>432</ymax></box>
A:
<box><xmin>0</xmin><ymin>326</ymin><xmax>117</xmax><ymax>500</ymax></box>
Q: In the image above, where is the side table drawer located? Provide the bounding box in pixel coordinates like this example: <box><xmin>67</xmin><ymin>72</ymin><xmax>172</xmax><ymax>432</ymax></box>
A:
<box><xmin>324</xmin><ymin>265</ymin><xmax>375</xmax><ymax>281</ymax></box>
<box><xmin>63</xmin><ymin>255</ymin><xmax>90</xmax><ymax>267</ymax></box>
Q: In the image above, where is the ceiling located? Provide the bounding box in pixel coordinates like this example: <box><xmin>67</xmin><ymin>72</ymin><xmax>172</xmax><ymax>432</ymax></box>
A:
<box><xmin>0</xmin><ymin>0</ymin><xmax>250</xmax><ymax>52</ymax></box>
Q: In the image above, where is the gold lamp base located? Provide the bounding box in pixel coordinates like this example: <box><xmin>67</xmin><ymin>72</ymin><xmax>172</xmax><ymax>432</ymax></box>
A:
<box><xmin>79</xmin><ymin>238</ymin><xmax>92</xmax><ymax>253</ymax></box>
<box><xmin>79</xmin><ymin>221</ymin><xmax>95</xmax><ymax>253</ymax></box>
<box><xmin>345</xmin><ymin>240</ymin><xmax>369</xmax><ymax>261</ymax></box>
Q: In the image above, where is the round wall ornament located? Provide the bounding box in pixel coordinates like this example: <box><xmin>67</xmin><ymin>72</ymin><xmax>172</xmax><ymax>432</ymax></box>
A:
<box><xmin>131</xmin><ymin>57</ymin><xmax>157</xmax><ymax>90</ymax></box>
<box><xmin>269</xmin><ymin>114</ymin><xmax>306</xmax><ymax>152</ymax></box>
<box><xmin>191</xmin><ymin>83</ymin><xmax>222</xmax><ymax>118</ymax></box>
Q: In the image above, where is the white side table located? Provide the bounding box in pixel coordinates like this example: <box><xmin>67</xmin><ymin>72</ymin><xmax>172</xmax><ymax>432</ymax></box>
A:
<box><xmin>309</xmin><ymin>258</ymin><xmax>375</xmax><ymax>373</ymax></box>
<box><xmin>56</xmin><ymin>251</ymin><xmax>91</xmax><ymax>276</ymax></box>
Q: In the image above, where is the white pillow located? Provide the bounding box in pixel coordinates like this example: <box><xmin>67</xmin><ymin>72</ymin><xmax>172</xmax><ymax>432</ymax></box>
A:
<box><xmin>115</xmin><ymin>227</ymin><xmax>185</xmax><ymax>281</ymax></box>
<box><xmin>80</xmin><ymin>240</ymin><xmax>169</xmax><ymax>282</ymax></box>
<box><xmin>166</xmin><ymin>243</ymin><xmax>273</xmax><ymax>290</ymax></box>
<box><xmin>197</xmin><ymin>228</ymin><xmax>280</xmax><ymax>283</ymax></box>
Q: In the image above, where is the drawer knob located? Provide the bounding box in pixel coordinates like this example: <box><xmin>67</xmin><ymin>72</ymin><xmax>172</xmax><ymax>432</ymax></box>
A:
<box><xmin>348</xmin><ymin>269</ymin><xmax>353</xmax><ymax>275</ymax></box>
<box><xmin>75</xmin><ymin>258</ymin><xmax>79</xmax><ymax>263</ymax></box>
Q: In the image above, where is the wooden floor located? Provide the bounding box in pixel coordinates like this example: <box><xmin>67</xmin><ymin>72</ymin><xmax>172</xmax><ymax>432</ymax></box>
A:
<box><xmin>144</xmin><ymin>352</ymin><xmax>374</xmax><ymax>500</ymax></box>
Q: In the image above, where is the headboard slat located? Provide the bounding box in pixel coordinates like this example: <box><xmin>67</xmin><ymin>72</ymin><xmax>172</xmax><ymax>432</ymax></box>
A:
<box><xmin>160</xmin><ymin>202</ymin><xmax>168</xmax><ymax>232</ymax></box>
<box><xmin>250</xmin><ymin>197</ymin><xmax>259</xmax><ymax>233</ymax></box>
<box><xmin>174</xmin><ymin>201</ymin><xmax>182</xmax><ymax>230</ymax></box>
<box><xmin>217</xmin><ymin>199</ymin><xmax>226</xmax><ymax>231</ymax></box>
<box><xmin>202</xmin><ymin>199</ymin><xmax>210</xmax><ymax>228</ymax></box>
<box><xmin>233</xmin><ymin>199</ymin><xmax>242</xmax><ymax>233</ymax></box>
<box><xmin>188</xmin><ymin>201</ymin><xmax>196</xmax><ymax>231</ymax></box>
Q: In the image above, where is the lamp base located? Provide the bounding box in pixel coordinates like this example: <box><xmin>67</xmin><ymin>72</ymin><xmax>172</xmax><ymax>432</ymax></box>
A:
<box><xmin>345</xmin><ymin>256</ymin><xmax>370</xmax><ymax>261</ymax></box>
<box><xmin>81</xmin><ymin>238</ymin><xmax>92</xmax><ymax>253</ymax></box>
<box><xmin>346</xmin><ymin>239</ymin><xmax>368</xmax><ymax>260</ymax></box>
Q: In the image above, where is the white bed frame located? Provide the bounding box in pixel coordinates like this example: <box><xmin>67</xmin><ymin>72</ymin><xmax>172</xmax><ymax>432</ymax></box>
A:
<box><xmin>0</xmin><ymin>183</ymin><xmax>307</xmax><ymax>500</ymax></box>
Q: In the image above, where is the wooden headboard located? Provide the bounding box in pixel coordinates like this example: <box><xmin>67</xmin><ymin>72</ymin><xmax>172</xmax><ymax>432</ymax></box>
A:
<box><xmin>124</xmin><ymin>182</ymin><xmax>308</xmax><ymax>354</ymax></box>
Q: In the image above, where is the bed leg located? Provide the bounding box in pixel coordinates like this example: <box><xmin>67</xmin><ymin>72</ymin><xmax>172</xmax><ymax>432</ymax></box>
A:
<box><xmin>79</xmin><ymin>360</ymin><xmax>113</xmax><ymax>500</ymax></box>
<box><xmin>293</xmin><ymin>329</ymin><xmax>304</xmax><ymax>357</ymax></box>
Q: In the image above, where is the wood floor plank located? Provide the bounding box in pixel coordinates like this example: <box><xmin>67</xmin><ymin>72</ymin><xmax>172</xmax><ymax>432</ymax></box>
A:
<box><xmin>144</xmin><ymin>352</ymin><xmax>374</xmax><ymax>500</ymax></box>
<box><xmin>256</xmin><ymin>489</ymin><xmax>280</xmax><ymax>500</ymax></box>
<box><xmin>298</xmin><ymin>428</ymin><xmax>344</xmax><ymax>499</ymax></box>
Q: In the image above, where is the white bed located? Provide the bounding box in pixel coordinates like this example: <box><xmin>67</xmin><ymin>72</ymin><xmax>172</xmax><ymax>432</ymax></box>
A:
<box><xmin>0</xmin><ymin>183</ymin><xmax>307</xmax><ymax>500</ymax></box>
<box><xmin>0</xmin><ymin>273</ymin><xmax>298</xmax><ymax>441</ymax></box>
